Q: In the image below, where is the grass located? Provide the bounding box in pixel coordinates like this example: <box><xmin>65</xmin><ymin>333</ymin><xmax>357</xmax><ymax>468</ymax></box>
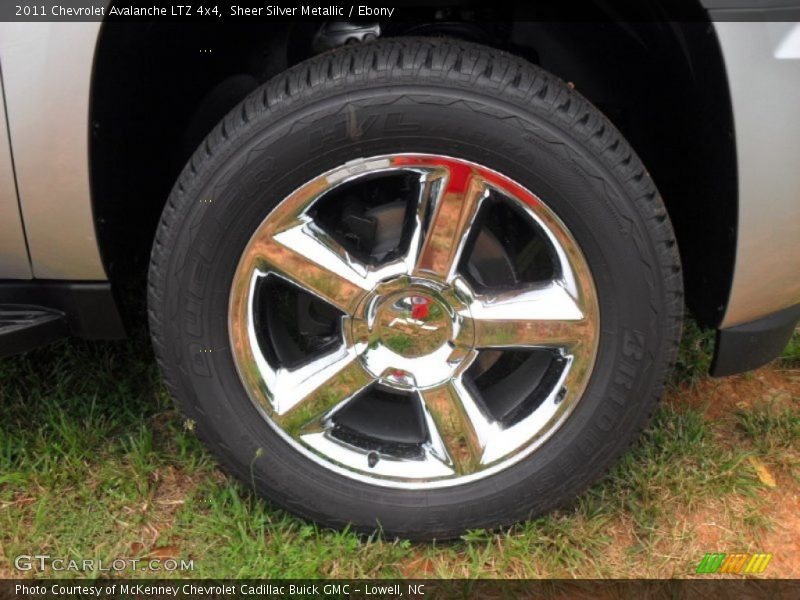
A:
<box><xmin>738</xmin><ymin>404</ymin><xmax>800</xmax><ymax>453</ymax></box>
<box><xmin>0</xmin><ymin>319</ymin><xmax>798</xmax><ymax>579</ymax></box>
<box><xmin>670</xmin><ymin>317</ymin><xmax>715</xmax><ymax>388</ymax></box>
<box><xmin>780</xmin><ymin>327</ymin><xmax>800</xmax><ymax>366</ymax></box>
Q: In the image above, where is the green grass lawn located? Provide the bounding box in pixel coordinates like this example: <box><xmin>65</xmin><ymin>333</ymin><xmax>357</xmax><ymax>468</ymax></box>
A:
<box><xmin>1</xmin><ymin>321</ymin><xmax>798</xmax><ymax>579</ymax></box>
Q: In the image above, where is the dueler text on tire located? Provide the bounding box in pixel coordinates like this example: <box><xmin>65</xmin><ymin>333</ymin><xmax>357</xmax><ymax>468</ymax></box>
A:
<box><xmin>148</xmin><ymin>38</ymin><xmax>683</xmax><ymax>539</ymax></box>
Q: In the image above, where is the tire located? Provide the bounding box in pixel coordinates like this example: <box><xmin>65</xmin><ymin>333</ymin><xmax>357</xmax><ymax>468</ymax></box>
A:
<box><xmin>148</xmin><ymin>37</ymin><xmax>683</xmax><ymax>540</ymax></box>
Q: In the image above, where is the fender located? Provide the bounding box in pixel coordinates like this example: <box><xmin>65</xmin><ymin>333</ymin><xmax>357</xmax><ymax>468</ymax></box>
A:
<box><xmin>0</xmin><ymin>21</ymin><xmax>107</xmax><ymax>280</ymax></box>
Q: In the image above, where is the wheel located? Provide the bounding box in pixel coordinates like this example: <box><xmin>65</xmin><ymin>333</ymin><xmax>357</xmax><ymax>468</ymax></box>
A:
<box><xmin>148</xmin><ymin>38</ymin><xmax>682</xmax><ymax>539</ymax></box>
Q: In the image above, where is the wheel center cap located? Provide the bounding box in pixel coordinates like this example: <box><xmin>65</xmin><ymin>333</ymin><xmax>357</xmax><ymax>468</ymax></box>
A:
<box><xmin>349</xmin><ymin>278</ymin><xmax>475</xmax><ymax>389</ymax></box>
<box><xmin>376</xmin><ymin>293</ymin><xmax>451</xmax><ymax>358</ymax></box>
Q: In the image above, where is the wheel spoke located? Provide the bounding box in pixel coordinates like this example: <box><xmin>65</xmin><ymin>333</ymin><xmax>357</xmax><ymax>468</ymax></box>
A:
<box><xmin>466</xmin><ymin>283</ymin><xmax>592</xmax><ymax>350</ymax></box>
<box><xmin>271</xmin><ymin>353</ymin><xmax>375</xmax><ymax>437</ymax></box>
<box><xmin>412</xmin><ymin>163</ymin><xmax>488</xmax><ymax>282</ymax></box>
<box><xmin>245</xmin><ymin>218</ymin><xmax>373</xmax><ymax>314</ymax></box>
<box><xmin>420</xmin><ymin>379</ymin><xmax>493</xmax><ymax>474</ymax></box>
<box><xmin>403</xmin><ymin>169</ymin><xmax>444</xmax><ymax>273</ymax></box>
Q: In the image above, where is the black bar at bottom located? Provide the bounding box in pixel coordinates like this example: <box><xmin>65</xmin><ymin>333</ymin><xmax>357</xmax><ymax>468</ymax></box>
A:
<box><xmin>3</xmin><ymin>579</ymin><xmax>799</xmax><ymax>600</ymax></box>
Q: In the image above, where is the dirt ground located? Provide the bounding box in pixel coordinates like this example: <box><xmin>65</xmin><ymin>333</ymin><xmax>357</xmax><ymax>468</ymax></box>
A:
<box><xmin>667</xmin><ymin>365</ymin><xmax>799</xmax><ymax>578</ymax></box>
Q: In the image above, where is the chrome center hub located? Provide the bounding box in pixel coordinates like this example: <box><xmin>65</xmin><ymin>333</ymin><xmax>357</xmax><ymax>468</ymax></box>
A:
<box><xmin>350</xmin><ymin>277</ymin><xmax>475</xmax><ymax>389</ymax></box>
<box><xmin>376</xmin><ymin>292</ymin><xmax>451</xmax><ymax>358</ymax></box>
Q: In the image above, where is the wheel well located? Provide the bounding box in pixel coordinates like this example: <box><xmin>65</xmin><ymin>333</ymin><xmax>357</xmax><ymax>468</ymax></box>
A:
<box><xmin>90</xmin><ymin>13</ymin><xmax>736</xmax><ymax>327</ymax></box>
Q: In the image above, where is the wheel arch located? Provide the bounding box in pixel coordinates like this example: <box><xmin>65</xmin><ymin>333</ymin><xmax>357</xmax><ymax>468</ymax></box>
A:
<box><xmin>89</xmin><ymin>15</ymin><xmax>737</xmax><ymax>328</ymax></box>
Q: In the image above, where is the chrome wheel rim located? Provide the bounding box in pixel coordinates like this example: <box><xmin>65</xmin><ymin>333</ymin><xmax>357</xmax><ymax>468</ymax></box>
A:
<box><xmin>229</xmin><ymin>154</ymin><xmax>599</xmax><ymax>488</ymax></box>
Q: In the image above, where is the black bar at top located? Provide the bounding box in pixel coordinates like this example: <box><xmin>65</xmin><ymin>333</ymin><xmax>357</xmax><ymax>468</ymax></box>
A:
<box><xmin>2</xmin><ymin>0</ymin><xmax>800</xmax><ymax>23</ymax></box>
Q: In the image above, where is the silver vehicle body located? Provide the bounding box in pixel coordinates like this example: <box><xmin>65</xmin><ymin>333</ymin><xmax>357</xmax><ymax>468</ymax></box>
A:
<box><xmin>712</xmin><ymin>21</ymin><xmax>800</xmax><ymax>327</ymax></box>
<box><xmin>0</xmin><ymin>22</ymin><xmax>106</xmax><ymax>281</ymax></box>
<box><xmin>0</xmin><ymin>75</ymin><xmax>29</xmax><ymax>279</ymax></box>
<box><xmin>0</xmin><ymin>19</ymin><xmax>798</xmax><ymax>338</ymax></box>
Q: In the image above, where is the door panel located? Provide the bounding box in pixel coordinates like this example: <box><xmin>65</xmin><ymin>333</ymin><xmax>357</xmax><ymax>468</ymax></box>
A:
<box><xmin>0</xmin><ymin>23</ymin><xmax>107</xmax><ymax>280</ymax></box>
<box><xmin>0</xmin><ymin>73</ymin><xmax>31</xmax><ymax>279</ymax></box>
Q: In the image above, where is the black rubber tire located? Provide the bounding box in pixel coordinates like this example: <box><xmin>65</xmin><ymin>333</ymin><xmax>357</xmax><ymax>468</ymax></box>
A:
<box><xmin>148</xmin><ymin>38</ymin><xmax>683</xmax><ymax>540</ymax></box>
